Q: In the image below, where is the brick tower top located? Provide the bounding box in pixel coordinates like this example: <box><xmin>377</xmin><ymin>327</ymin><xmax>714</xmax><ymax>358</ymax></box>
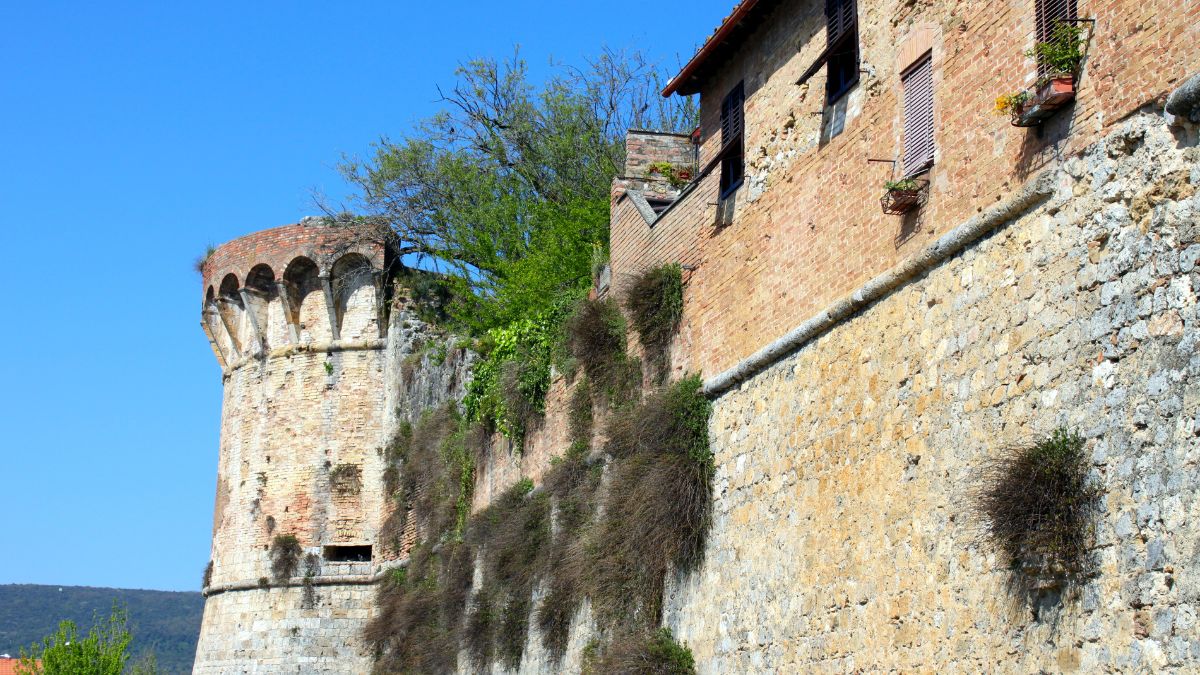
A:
<box><xmin>199</xmin><ymin>217</ymin><xmax>392</xmax><ymax>372</ymax></box>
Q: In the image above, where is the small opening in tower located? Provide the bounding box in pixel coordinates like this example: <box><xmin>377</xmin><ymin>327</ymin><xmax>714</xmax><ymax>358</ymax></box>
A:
<box><xmin>323</xmin><ymin>545</ymin><xmax>372</xmax><ymax>562</ymax></box>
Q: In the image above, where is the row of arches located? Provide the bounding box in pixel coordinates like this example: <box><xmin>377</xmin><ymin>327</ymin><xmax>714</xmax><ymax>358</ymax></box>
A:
<box><xmin>203</xmin><ymin>254</ymin><xmax>383</xmax><ymax>366</ymax></box>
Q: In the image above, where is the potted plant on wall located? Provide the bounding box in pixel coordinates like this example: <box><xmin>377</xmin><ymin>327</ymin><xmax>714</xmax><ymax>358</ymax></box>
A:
<box><xmin>645</xmin><ymin>161</ymin><xmax>693</xmax><ymax>190</ymax></box>
<box><xmin>880</xmin><ymin>177</ymin><xmax>929</xmax><ymax>215</ymax></box>
<box><xmin>1004</xmin><ymin>23</ymin><xmax>1087</xmax><ymax>127</ymax></box>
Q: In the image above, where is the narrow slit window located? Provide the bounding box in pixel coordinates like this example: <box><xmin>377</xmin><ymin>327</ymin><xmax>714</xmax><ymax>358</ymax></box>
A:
<box><xmin>324</xmin><ymin>545</ymin><xmax>372</xmax><ymax>562</ymax></box>
<box><xmin>901</xmin><ymin>52</ymin><xmax>935</xmax><ymax>177</ymax></box>
<box><xmin>719</xmin><ymin>81</ymin><xmax>745</xmax><ymax>198</ymax></box>
<box><xmin>824</xmin><ymin>0</ymin><xmax>859</xmax><ymax>102</ymax></box>
<box><xmin>1035</xmin><ymin>0</ymin><xmax>1079</xmax><ymax>78</ymax></box>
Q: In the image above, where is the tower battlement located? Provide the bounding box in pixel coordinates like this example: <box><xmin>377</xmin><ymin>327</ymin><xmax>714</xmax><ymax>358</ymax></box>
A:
<box><xmin>199</xmin><ymin>218</ymin><xmax>391</xmax><ymax>372</ymax></box>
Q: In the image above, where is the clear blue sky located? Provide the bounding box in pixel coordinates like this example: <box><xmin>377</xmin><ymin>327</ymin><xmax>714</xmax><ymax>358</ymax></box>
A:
<box><xmin>0</xmin><ymin>1</ymin><xmax>728</xmax><ymax>592</ymax></box>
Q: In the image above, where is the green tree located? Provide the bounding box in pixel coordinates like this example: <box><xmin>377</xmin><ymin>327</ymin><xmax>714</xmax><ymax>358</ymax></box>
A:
<box><xmin>334</xmin><ymin>47</ymin><xmax>697</xmax><ymax>333</ymax></box>
<box><xmin>17</xmin><ymin>605</ymin><xmax>133</xmax><ymax>675</ymax></box>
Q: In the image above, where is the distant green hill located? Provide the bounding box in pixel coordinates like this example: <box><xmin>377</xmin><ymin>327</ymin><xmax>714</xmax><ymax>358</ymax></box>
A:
<box><xmin>0</xmin><ymin>584</ymin><xmax>203</xmax><ymax>674</ymax></box>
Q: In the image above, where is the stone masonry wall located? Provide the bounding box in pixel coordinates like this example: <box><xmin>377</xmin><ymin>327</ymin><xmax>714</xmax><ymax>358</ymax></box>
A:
<box><xmin>660</xmin><ymin>113</ymin><xmax>1200</xmax><ymax>672</ymax></box>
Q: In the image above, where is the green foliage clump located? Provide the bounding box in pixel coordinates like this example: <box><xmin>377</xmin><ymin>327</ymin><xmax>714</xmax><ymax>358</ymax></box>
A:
<box><xmin>1028</xmin><ymin>23</ymin><xmax>1087</xmax><ymax>80</ymax></box>
<box><xmin>884</xmin><ymin>178</ymin><xmax>922</xmax><ymax>192</ymax></box>
<box><xmin>202</xmin><ymin>561</ymin><xmax>213</xmax><ymax>589</ymax></box>
<box><xmin>974</xmin><ymin>428</ymin><xmax>1101</xmax><ymax>598</ymax></box>
<box><xmin>644</xmin><ymin>161</ymin><xmax>694</xmax><ymax>189</ymax></box>
<box><xmin>463</xmin><ymin>310</ymin><xmax>562</xmax><ymax>446</ymax></box>
<box><xmin>18</xmin><ymin>605</ymin><xmax>134</xmax><ymax>675</ymax></box>
<box><xmin>270</xmin><ymin>534</ymin><xmax>302</xmax><ymax>582</ymax></box>
<box><xmin>591</xmin><ymin>627</ymin><xmax>696</xmax><ymax>675</ymax></box>
<box><xmin>625</xmin><ymin>264</ymin><xmax>683</xmax><ymax>378</ymax></box>
<box><xmin>193</xmin><ymin>244</ymin><xmax>215</xmax><ymax>275</ymax></box>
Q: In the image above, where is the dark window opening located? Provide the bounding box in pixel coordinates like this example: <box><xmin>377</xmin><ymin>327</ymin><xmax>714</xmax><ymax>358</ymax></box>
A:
<box><xmin>719</xmin><ymin>81</ymin><xmax>745</xmax><ymax>198</ymax></box>
<box><xmin>324</xmin><ymin>545</ymin><xmax>372</xmax><ymax>562</ymax></box>
<box><xmin>1035</xmin><ymin>0</ymin><xmax>1080</xmax><ymax>78</ymax></box>
<box><xmin>646</xmin><ymin>197</ymin><xmax>673</xmax><ymax>216</ymax></box>
<box><xmin>824</xmin><ymin>0</ymin><xmax>859</xmax><ymax>102</ymax></box>
<box><xmin>901</xmin><ymin>52</ymin><xmax>935</xmax><ymax>177</ymax></box>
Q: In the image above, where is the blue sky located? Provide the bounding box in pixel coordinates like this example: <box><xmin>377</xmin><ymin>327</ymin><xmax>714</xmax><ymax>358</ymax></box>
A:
<box><xmin>0</xmin><ymin>1</ymin><xmax>728</xmax><ymax>591</ymax></box>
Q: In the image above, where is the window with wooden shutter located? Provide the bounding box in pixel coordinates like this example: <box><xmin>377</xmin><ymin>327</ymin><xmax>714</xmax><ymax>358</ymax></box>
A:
<box><xmin>797</xmin><ymin>0</ymin><xmax>860</xmax><ymax>103</ymax></box>
<box><xmin>1035</xmin><ymin>0</ymin><xmax>1080</xmax><ymax>77</ymax></box>
<box><xmin>824</xmin><ymin>0</ymin><xmax>859</xmax><ymax>102</ymax></box>
<box><xmin>901</xmin><ymin>52</ymin><xmax>934</xmax><ymax>177</ymax></box>
<box><xmin>720</xmin><ymin>81</ymin><xmax>745</xmax><ymax>198</ymax></box>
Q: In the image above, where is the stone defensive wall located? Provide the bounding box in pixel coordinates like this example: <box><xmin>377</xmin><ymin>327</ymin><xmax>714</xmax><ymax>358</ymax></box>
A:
<box><xmin>658</xmin><ymin>112</ymin><xmax>1200</xmax><ymax>672</ymax></box>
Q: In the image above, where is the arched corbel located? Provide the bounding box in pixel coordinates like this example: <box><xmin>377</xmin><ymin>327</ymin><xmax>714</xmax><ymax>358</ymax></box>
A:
<box><xmin>275</xmin><ymin>282</ymin><xmax>301</xmax><ymax>345</ymax></box>
<box><xmin>321</xmin><ymin>276</ymin><xmax>341</xmax><ymax>342</ymax></box>
<box><xmin>201</xmin><ymin>309</ymin><xmax>230</xmax><ymax>369</ymax></box>
<box><xmin>238</xmin><ymin>288</ymin><xmax>267</xmax><ymax>353</ymax></box>
<box><xmin>215</xmin><ymin>297</ymin><xmax>243</xmax><ymax>355</ymax></box>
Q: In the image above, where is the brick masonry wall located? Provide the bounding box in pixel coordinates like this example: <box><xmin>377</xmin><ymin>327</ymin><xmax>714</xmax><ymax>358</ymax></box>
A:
<box><xmin>661</xmin><ymin>112</ymin><xmax>1200</xmax><ymax>672</ymax></box>
<box><xmin>615</xmin><ymin>0</ymin><xmax>1200</xmax><ymax>377</ymax></box>
<box><xmin>200</xmin><ymin>218</ymin><xmax>383</xmax><ymax>303</ymax></box>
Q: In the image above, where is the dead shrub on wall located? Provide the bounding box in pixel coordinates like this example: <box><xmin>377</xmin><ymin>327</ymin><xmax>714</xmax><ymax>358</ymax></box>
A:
<box><xmin>625</xmin><ymin>264</ymin><xmax>683</xmax><ymax>380</ymax></box>
<box><xmin>973</xmin><ymin>428</ymin><xmax>1101</xmax><ymax>604</ymax></box>
<box><xmin>565</xmin><ymin>298</ymin><xmax>631</xmax><ymax>391</ymax></box>
<box><xmin>330</xmin><ymin>463</ymin><xmax>362</xmax><ymax>496</ymax></box>
<box><xmin>270</xmin><ymin>534</ymin><xmax>302</xmax><ymax>582</ymax></box>
<box><xmin>591</xmin><ymin>375</ymin><xmax>713</xmax><ymax>630</ymax></box>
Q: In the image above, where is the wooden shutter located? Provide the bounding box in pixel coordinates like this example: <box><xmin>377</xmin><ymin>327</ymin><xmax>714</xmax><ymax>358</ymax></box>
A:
<box><xmin>825</xmin><ymin>0</ymin><xmax>857</xmax><ymax>46</ymax></box>
<box><xmin>1035</xmin><ymin>0</ymin><xmax>1079</xmax><ymax>76</ymax></box>
<box><xmin>721</xmin><ymin>82</ymin><xmax>744</xmax><ymax>147</ymax></box>
<box><xmin>901</xmin><ymin>52</ymin><xmax>934</xmax><ymax>176</ymax></box>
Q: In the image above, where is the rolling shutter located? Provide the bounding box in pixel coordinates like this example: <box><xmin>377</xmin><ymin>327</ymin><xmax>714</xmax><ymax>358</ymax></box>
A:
<box><xmin>901</xmin><ymin>52</ymin><xmax>934</xmax><ymax>177</ymax></box>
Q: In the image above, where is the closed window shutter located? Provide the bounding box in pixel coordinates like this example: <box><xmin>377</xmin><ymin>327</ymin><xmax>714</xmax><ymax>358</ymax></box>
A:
<box><xmin>1035</xmin><ymin>0</ymin><xmax>1079</xmax><ymax>77</ymax></box>
<box><xmin>825</xmin><ymin>0</ymin><xmax>857</xmax><ymax>46</ymax></box>
<box><xmin>719</xmin><ymin>81</ymin><xmax>745</xmax><ymax>197</ymax></box>
<box><xmin>721</xmin><ymin>82</ymin><xmax>744</xmax><ymax>147</ymax></box>
<box><xmin>901</xmin><ymin>52</ymin><xmax>934</xmax><ymax>176</ymax></box>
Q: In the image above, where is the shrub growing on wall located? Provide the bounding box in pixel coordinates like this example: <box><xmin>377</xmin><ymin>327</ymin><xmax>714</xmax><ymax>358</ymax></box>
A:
<box><xmin>974</xmin><ymin>428</ymin><xmax>1101</xmax><ymax>598</ymax></box>
<box><xmin>564</xmin><ymin>298</ymin><xmax>627</xmax><ymax>382</ymax></box>
<box><xmin>369</xmin><ymin>347</ymin><xmax>712</xmax><ymax>672</ymax></box>
<box><xmin>270</xmin><ymin>534</ymin><xmax>302</xmax><ymax>582</ymax></box>
<box><xmin>625</xmin><ymin>263</ymin><xmax>683</xmax><ymax>378</ymax></box>
<box><xmin>591</xmin><ymin>375</ymin><xmax>713</xmax><ymax>630</ymax></box>
<box><xmin>464</xmin><ymin>311</ymin><xmax>561</xmax><ymax>446</ymax></box>
<box><xmin>589</xmin><ymin>627</ymin><xmax>696</xmax><ymax>675</ymax></box>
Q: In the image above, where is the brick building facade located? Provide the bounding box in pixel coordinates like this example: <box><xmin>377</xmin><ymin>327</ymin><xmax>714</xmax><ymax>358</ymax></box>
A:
<box><xmin>612</xmin><ymin>0</ymin><xmax>1200</xmax><ymax>378</ymax></box>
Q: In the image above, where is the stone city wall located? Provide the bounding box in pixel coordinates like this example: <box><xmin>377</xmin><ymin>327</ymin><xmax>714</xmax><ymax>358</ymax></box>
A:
<box><xmin>660</xmin><ymin>112</ymin><xmax>1200</xmax><ymax>673</ymax></box>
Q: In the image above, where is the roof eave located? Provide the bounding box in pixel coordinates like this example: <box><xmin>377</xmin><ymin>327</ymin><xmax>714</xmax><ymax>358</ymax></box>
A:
<box><xmin>661</xmin><ymin>0</ymin><xmax>762</xmax><ymax>98</ymax></box>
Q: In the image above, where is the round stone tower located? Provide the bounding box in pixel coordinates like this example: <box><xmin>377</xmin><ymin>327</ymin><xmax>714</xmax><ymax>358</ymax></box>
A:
<box><xmin>194</xmin><ymin>218</ymin><xmax>393</xmax><ymax>674</ymax></box>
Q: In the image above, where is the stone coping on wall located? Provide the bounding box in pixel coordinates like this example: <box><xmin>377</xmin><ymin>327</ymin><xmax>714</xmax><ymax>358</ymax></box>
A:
<box><xmin>702</xmin><ymin>73</ymin><xmax>1200</xmax><ymax>399</ymax></box>
<box><xmin>203</xmin><ymin>558</ymin><xmax>407</xmax><ymax>598</ymax></box>
<box><xmin>219</xmin><ymin>339</ymin><xmax>387</xmax><ymax>376</ymax></box>
<box><xmin>702</xmin><ymin>167</ymin><xmax>1062</xmax><ymax>398</ymax></box>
